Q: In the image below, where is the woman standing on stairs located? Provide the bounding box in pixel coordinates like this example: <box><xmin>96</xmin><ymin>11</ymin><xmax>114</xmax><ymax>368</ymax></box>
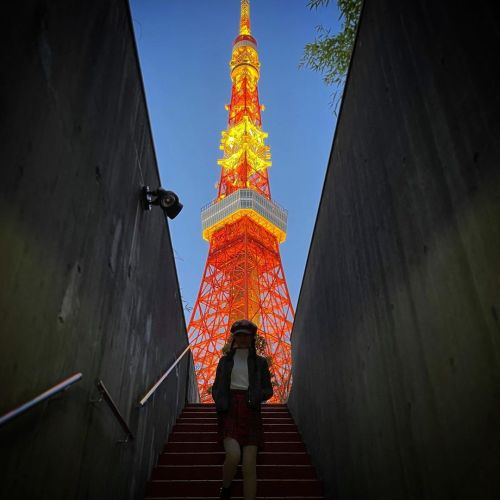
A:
<box><xmin>211</xmin><ymin>319</ymin><xmax>274</xmax><ymax>500</ymax></box>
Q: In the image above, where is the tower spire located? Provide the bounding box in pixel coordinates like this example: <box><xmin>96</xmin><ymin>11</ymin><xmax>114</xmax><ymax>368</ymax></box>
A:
<box><xmin>240</xmin><ymin>0</ymin><xmax>251</xmax><ymax>35</ymax></box>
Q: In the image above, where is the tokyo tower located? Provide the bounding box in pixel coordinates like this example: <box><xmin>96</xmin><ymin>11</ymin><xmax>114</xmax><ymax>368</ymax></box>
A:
<box><xmin>187</xmin><ymin>0</ymin><xmax>294</xmax><ymax>403</ymax></box>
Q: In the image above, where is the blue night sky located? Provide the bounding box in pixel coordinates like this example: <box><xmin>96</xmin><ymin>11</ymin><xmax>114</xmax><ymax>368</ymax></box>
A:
<box><xmin>129</xmin><ymin>0</ymin><xmax>340</xmax><ymax>318</ymax></box>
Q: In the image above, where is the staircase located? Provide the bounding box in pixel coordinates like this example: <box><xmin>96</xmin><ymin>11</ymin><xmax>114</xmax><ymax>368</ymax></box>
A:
<box><xmin>144</xmin><ymin>403</ymin><xmax>327</xmax><ymax>499</ymax></box>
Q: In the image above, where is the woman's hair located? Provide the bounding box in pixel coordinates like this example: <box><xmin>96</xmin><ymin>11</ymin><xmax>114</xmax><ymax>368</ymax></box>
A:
<box><xmin>220</xmin><ymin>334</ymin><xmax>232</xmax><ymax>355</ymax></box>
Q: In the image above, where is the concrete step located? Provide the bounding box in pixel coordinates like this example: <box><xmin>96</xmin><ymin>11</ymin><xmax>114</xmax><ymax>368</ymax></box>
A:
<box><xmin>168</xmin><ymin>431</ymin><xmax>302</xmax><ymax>442</ymax></box>
<box><xmin>177</xmin><ymin>416</ymin><xmax>294</xmax><ymax>424</ymax></box>
<box><xmin>158</xmin><ymin>451</ymin><xmax>312</xmax><ymax>465</ymax></box>
<box><xmin>151</xmin><ymin>464</ymin><xmax>317</xmax><ymax>480</ymax></box>
<box><xmin>184</xmin><ymin>406</ymin><xmax>290</xmax><ymax>414</ymax></box>
<box><xmin>164</xmin><ymin>440</ymin><xmax>307</xmax><ymax>453</ymax></box>
<box><xmin>172</xmin><ymin>422</ymin><xmax>298</xmax><ymax>432</ymax></box>
<box><xmin>184</xmin><ymin>404</ymin><xmax>289</xmax><ymax>408</ymax></box>
<box><xmin>144</xmin><ymin>497</ymin><xmax>326</xmax><ymax>499</ymax></box>
<box><xmin>145</xmin><ymin>478</ymin><xmax>324</xmax><ymax>497</ymax></box>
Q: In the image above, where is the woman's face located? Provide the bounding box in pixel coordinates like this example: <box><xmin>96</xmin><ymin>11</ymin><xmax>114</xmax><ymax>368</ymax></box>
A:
<box><xmin>233</xmin><ymin>332</ymin><xmax>252</xmax><ymax>348</ymax></box>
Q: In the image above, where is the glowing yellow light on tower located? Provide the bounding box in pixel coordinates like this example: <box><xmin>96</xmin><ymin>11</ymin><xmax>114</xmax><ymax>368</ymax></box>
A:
<box><xmin>203</xmin><ymin>209</ymin><xmax>286</xmax><ymax>243</ymax></box>
<box><xmin>218</xmin><ymin>116</ymin><xmax>271</xmax><ymax>172</ymax></box>
<box><xmin>240</xmin><ymin>0</ymin><xmax>251</xmax><ymax>35</ymax></box>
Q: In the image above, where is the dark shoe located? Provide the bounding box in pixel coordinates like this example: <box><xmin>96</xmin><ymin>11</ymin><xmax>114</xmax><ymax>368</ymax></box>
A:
<box><xmin>219</xmin><ymin>483</ymin><xmax>232</xmax><ymax>499</ymax></box>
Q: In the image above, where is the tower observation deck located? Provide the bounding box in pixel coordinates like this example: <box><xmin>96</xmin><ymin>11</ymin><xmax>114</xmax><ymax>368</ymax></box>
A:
<box><xmin>187</xmin><ymin>0</ymin><xmax>294</xmax><ymax>403</ymax></box>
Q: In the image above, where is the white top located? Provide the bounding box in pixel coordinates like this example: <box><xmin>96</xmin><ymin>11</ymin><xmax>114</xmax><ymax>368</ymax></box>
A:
<box><xmin>230</xmin><ymin>348</ymin><xmax>249</xmax><ymax>390</ymax></box>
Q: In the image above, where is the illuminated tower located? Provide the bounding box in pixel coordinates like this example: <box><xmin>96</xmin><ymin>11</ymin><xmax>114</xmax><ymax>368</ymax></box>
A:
<box><xmin>187</xmin><ymin>0</ymin><xmax>294</xmax><ymax>403</ymax></box>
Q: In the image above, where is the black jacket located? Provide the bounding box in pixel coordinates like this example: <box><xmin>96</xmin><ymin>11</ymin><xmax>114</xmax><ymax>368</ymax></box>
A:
<box><xmin>211</xmin><ymin>348</ymin><xmax>273</xmax><ymax>412</ymax></box>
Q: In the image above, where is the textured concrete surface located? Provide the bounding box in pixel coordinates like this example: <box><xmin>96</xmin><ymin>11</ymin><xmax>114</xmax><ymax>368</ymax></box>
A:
<box><xmin>288</xmin><ymin>1</ymin><xmax>500</xmax><ymax>499</ymax></box>
<box><xmin>0</xmin><ymin>1</ymin><xmax>197</xmax><ymax>499</ymax></box>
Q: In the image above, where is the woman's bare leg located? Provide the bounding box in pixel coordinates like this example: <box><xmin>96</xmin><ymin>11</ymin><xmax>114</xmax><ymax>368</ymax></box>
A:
<box><xmin>242</xmin><ymin>445</ymin><xmax>258</xmax><ymax>500</ymax></box>
<box><xmin>222</xmin><ymin>437</ymin><xmax>241</xmax><ymax>487</ymax></box>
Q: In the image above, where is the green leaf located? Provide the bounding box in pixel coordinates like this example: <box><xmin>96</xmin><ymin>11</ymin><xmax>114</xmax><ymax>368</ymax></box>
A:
<box><xmin>301</xmin><ymin>0</ymin><xmax>362</xmax><ymax>109</ymax></box>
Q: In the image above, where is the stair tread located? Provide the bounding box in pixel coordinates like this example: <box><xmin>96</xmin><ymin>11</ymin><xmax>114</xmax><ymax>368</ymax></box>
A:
<box><xmin>152</xmin><ymin>463</ymin><xmax>318</xmax><ymax>480</ymax></box>
<box><xmin>160</xmin><ymin>452</ymin><xmax>309</xmax><ymax>456</ymax></box>
<box><xmin>170</xmin><ymin>431</ymin><xmax>301</xmax><ymax>434</ymax></box>
<box><xmin>164</xmin><ymin>442</ymin><xmax>306</xmax><ymax>451</ymax></box>
<box><xmin>159</xmin><ymin>451</ymin><xmax>311</xmax><ymax>465</ymax></box>
<box><xmin>150</xmin><ymin>478</ymin><xmax>320</xmax><ymax>482</ymax></box>
<box><xmin>156</xmin><ymin>464</ymin><xmax>312</xmax><ymax>469</ymax></box>
<box><xmin>179</xmin><ymin>416</ymin><xmax>291</xmax><ymax>419</ymax></box>
<box><xmin>174</xmin><ymin>423</ymin><xmax>296</xmax><ymax>426</ymax></box>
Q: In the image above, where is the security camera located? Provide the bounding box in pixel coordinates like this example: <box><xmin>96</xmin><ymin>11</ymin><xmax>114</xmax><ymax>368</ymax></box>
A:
<box><xmin>142</xmin><ymin>186</ymin><xmax>183</xmax><ymax>219</ymax></box>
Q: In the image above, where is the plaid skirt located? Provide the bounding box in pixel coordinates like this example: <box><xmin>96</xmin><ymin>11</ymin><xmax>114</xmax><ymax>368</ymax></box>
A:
<box><xmin>216</xmin><ymin>389</ymin><xmax>264</xmax><ymax>450</ymax></box>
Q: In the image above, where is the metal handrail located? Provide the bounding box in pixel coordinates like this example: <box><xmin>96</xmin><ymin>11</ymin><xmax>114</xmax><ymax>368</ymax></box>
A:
<box><xmin>94</xmin><ymin>380</ymin><xmax>134</xmax><ymax>442</ymax></box>
<box><xmin>0</xmin><ymin>372</ymin><xmax>83</xmax><ymax>428</ymax></box>
<box><xmin>139</xmin><ymin>344</ymin><xmax>192</xmax><ymax>407</ymax></box>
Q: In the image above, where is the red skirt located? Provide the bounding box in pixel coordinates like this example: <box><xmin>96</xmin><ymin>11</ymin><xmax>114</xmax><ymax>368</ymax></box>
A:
<box><xmin>217</xmin><ymin>389</ymin><xmax>264</xmax><ymax>450</ymax></box>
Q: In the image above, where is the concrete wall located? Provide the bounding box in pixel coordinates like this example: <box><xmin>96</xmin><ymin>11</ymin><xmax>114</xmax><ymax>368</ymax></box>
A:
<box><xmin>0</xmin><ymin>1</ymin><xmax>197</xmax><ymax>499</ymax></box>
<box><xmin>288</xmin><ymin>1</ymin><xmax>500</xmax><ymax>499</ymax></box>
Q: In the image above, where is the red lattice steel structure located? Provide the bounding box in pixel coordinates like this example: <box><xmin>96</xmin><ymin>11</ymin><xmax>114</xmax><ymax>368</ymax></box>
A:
<box><xmin>187</xmin><ymin>0</ymin><xmax>294</xmax><ymax>403</ymax></box>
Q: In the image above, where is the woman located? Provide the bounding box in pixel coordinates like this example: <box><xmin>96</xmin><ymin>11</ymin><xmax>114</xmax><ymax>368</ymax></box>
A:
<box><xmin>211</xmin><ymin>319</ymin><xmax>274</xmax><ymax>500</ymax></box>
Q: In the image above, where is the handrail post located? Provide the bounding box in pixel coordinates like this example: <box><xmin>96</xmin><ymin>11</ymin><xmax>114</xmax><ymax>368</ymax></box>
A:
<box><xmin>92</xmin><ymin>380</ymin><xmax>134</xmax><ymax>442</ymax></box>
